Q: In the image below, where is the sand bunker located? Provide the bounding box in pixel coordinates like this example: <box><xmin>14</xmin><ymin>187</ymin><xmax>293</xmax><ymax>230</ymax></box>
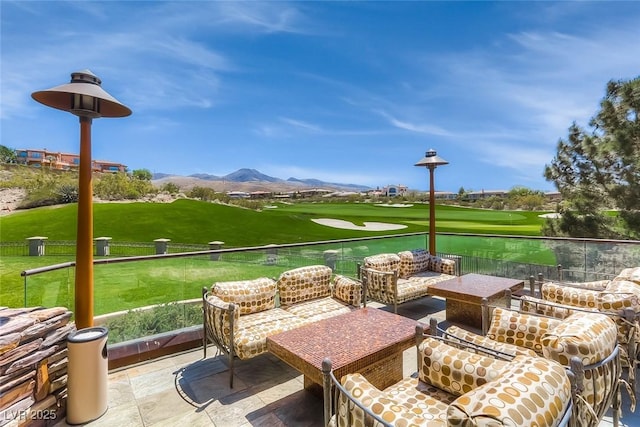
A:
<box><xmin>312</xmin><ymin>218</ymin><xmax>407</xmax><ymax>231</ymax></box>
<box><xmin>538</xmin><ymin>213</ymin><xmax>561</xmax><ymax>219</ymax></box>
<box><xmin>374</xmin><ymin>203</ymin><xmax>414</xmax><ymax>208</ymax></box>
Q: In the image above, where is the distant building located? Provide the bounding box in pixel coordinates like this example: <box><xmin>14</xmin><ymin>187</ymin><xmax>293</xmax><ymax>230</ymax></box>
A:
<box><xmin>15</xmin><ymin>148</ymin><xmax>126</xmax><ymax>173</ymax></box>
<box><xmin>434</xmin><ymin>191</ymin><xmax>456</xmax><ymax>200</ymax></box>
<box><xmin>293</xmin><ymin>188</ymin><xmax>333</xmax><ymax>198</ymax></box>
<box><xmin>382</xmin><ymin>185</ymin><xmax>408</xmax><ymax>197</ymax></box>
<box><xmin>227</xmin><ymin>191</ymin><xmax>249</xmax><ymax>199</ymax></box>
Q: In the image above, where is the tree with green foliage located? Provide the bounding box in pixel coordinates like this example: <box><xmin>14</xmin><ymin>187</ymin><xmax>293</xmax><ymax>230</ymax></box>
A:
<box><xmin>506</xmin><ymin>187</ymin><xmax>545</xmax><ymax>211</ymax></box>
<box><xmin>544</xmin><ymin>76</ymin><xmax>640</xmax><ymax>238</ymax></box>
<box><xmin>132</xmin><ymin>168</ymin><xmax>152</xmax><ymax>181</ymax></box>
<box><xmin>94</xmin><ymin>171</ymin><xmax>155</xmax><ymax>200</ymax></box>
<box><xmin>0</xmin><ymin>145</ymin><xmax>16</xmax><ymax>163</ymax></box>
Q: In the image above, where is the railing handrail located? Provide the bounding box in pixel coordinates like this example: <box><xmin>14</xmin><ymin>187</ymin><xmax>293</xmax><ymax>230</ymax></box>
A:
<box><xmin>20</xmin><ymin>232</ymin><xmax>428</xmax><ymax>277</ymax></box>
<box><xmin>19</xmin><ymin>230</ymin><xmax>640</xmax><ymax>277</ymax></box>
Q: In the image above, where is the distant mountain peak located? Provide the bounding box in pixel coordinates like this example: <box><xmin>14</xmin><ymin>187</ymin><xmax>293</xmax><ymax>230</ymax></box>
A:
<box><xmin>153</xmin><ymin>168</ymin><xmax>370</xmax><ymax>191</ymax></box>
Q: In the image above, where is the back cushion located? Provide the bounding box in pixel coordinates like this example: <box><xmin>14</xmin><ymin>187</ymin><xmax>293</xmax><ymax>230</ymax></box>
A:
<box><xmin>211</xmin><ymin>278</ymin><xmax>276</xmax><ymax>315</ymax></box>
<box><xmin>430</xmin><ymin>256</ymin><xmax>456</xmax><ymax>275</ymax></box>
<box><xmin>519</xmin><ymin>295</ymin><xmax>587</xmax><ymax>319</ymax></box>
<box><xmin>614</xmin><ymin>267</ymin><xmax>640</xmax><ymax>285</ymax></box>
<box><xmin>363</xmin><ymin>253</ymin><xmax>400</xmax><ymax>274</ymax></box>
<box><xmin>541</xmin><ymin>282</ymin><xmax>599</xmax><ymax>309</ymax></box>
<box><xmin>542</xmin><ymin>312</ymin><xmax>618</xmax><ymax>366</ymax></box>
<box><xmin>418</xmin><ymin>337</ymin><xmax>509</xmax><ymax>397</ymax></box>
<box><xmin>487</xmin><ymin>307</ymin><xmax>561</xmax><ymax>354</ymax></box>
<box><xmin>277</xmin><ymin>265</ymin><xmax>332</xmax><ymax>306</ymax></box>
<box><xmin>397</xmin><ymin>249</ymin><xmax>430</xmax><ymax>278</ymax></box>
<box><xmin>598</xmin><ymin>280</ymin><xmax>640</xmax><ymax>313</ymax></box>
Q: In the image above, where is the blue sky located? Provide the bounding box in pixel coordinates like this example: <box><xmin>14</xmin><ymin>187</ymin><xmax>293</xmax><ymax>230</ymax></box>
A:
<box><xmin>2</xmin><ymin>1</ymin><xmax>639</xmax><ymax>192</ymax></box>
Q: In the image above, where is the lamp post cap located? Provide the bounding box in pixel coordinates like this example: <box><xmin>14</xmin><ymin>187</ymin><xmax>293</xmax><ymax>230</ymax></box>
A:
<box><xmin>31</xmin><ymin>70</ymin><xmax>131</xmax><ymax>118</ymax></box>
<box><xmin>414</xmin><ymin>149</ymin><xmax>449</xmax><ymax>168</ymax></box>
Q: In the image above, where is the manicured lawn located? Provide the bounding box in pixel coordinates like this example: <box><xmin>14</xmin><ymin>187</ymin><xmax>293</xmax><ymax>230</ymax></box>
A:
<box><xmin>0</xmin><ymin>199</ymin><xmax>553</xmax><ymax>312</ymax></box>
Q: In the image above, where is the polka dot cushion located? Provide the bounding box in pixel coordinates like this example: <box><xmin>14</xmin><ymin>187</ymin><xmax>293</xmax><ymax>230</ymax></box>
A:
<box><xmin>542</xmin><ymin>312</ymin><xmax>618</xmax><ymax>413</ymax></box>
<box><xmin>418</xmin><ymin>337</ymin><xmax>510</xmax><ymax>397</ymax></box>
<box><xmin>542</xmin><ymin>312</ymin><xmax>617</xmax><ymax>366</ymax></box>
<box><xmin>277</xmin><ymin>265</ymin><xmax>332</xmax><ymax>306</ymax></box>
<box><xmin>398</xmin><ymin>249</ymin><xmax>431</xmax><ymax>279</ymax></box>
<box><xmin>597</xmin><ymin>279</ymin><xmax>640</xmax><ymax>313</ymax></box>
<box><xmin>363</xmin><ymin>253</ymin><xmax>401</xmax><ymax>274</ymax></box>
<box><xmin>447</xmin><ymin>355</ymin><xmax>571</xmax><ymax>427</ymax></box>
<box><xmin>338</xmin><ymin>373</ymin><xmax>428</xmax><ymax>427</ymax></box>
<box><xmin>233</xmin><ymin>308</ymin><xmax>307</xmax><ymax>359</ymax></box>
<box><xmin>282</xmin><ymin>296</ymin><xmax>354</xmax><ymax>323</ymax></box>
<box><xmin>541</xmin><ymin>282</ymin><xmax>599</xmax><ymax>309</ymax></box>
<box><xmin>519</xmin><ymin>295</ymin><xmax>579</xmax><ymax>319</ymax></box>
<box><xmin>445</xmin><ymin>325</ymin><xmax>538</xmax><ymax>358</ymax></box>
<box><xmin>614</xmin><ymin>267</ymin><xmax>640</xmax><ymax>285</ymax></box>
<box><xmin>430</xmin><ymin>256</ymin><xmax>456</xmax><ymax>275</ymax></box>
<box><xmin>384</xmin><ymin>377</ymin><xmax>454</xmax><ymax>424</ymax></box>
<box><xmin>486</xmin><ymin>307</ymin><xmax>561</xmax><ymax>355</ymax></box>
<box><xmin>332</xmin><ymin>275</ymin><xmax>362</xmax><ymax>306</ymax></box>
<box><xmin>564</xmin><ymin>280</ymin><xmax>610</xmax><ymax>291</ymax></box>
<box><xmin>211</xmin><ymin>277</ymin><xmax>277</xmax><ymax>315</ymax></box>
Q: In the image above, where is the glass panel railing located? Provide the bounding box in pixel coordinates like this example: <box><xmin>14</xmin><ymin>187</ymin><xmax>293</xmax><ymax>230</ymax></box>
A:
<box><xmin>16</xmin><ymin>233</ymin><xmax>640</xmax><ymax>344</ymax></box>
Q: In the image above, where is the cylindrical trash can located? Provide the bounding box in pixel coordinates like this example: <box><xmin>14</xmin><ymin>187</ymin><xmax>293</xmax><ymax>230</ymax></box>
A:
<box><xmin>66</xmin><ymin>327</ymin><xmax>109</xmax><ymax>425</ymax></box>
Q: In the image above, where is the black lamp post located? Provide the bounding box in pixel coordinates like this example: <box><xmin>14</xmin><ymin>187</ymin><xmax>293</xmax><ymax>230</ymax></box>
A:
<box><xmin>415</xmin><ymin>149</ymin><xmax>448</xmax><ymax>255</ymax></box>
<box><xmin>32</xmin><ymin>70</ymin><xmax>131</xmax><ymax>329</ymax></box>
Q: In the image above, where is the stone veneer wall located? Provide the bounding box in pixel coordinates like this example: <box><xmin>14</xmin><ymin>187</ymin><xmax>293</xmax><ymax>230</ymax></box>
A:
<box><xmin>0</xmin><ymin>307</ymin><xmax>74</xmax><ymax>427</ymax></box>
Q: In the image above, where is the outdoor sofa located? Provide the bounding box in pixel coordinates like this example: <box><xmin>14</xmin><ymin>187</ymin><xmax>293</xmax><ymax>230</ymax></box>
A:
<box><xmin>359</xmin><ymin>248</ymin><xmax>456</xmax><ymax>313</ymax></box>
<box><xmin>202</xmin><ymin>264</ymin><xmax>362</xmax><ymax>387</ymax></box>
<box><xmin>322</xmin><ymin>328</ymin><xmax>574</xmax><ymax>427</ymax></box>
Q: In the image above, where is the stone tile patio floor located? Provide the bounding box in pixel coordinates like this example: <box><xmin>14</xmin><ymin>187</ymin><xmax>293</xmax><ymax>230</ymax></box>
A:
<box><xmin>55</xmin><ymin>297</ymin><xmax>639</xmax><ymax>427</ymax></box>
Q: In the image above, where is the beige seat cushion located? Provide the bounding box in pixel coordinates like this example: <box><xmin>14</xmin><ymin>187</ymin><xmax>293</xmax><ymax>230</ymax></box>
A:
<box><xmin>447</xmin><ymin>355</ymin><xmax>571</xmax><ymax>427</ymax></box>
<box><xmin>384</xmin><ymin>377</ymin><xmax>454</xmax><ymax>425</ymax></box>
<box><xmin>234</xmin><ymin>308</ymin><xmax>306</xmax><ymax>359</ymax></box>
<box><xmin>338</xmin><ymin>373</ymin><xmax>429</xmax><ymax>426</ymax></box>
<box><xmin>282</xmin><ymin>296</ymin><xmax>354</xmax><ymax>323</ymax></box>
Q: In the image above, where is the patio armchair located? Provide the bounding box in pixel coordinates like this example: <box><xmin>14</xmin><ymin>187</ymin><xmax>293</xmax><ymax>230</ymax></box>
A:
<box><xmin>529</xmin><ymin>273</ymin><xmax>640</xmax><ymax>397</ymax></box>
<box><xmin>322</xmin><ymin>325</ymin><xmax>574</xmax><ymax>427</ymax></box>
<box><xmin>444</xmin><ymin>303</ymin><xmax>624</xmax><ymax>427</ymax></box>
<box><xmin>359</xmin><ymin>249</ymin><xmax>456</xmax><ymax>313</ymax></box>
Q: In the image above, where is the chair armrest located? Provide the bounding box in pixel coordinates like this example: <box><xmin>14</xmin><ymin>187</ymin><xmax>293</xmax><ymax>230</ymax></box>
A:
<box><xmin>359</xmin><ymin>266</ymin><xmax>398</xmax><ymax>302</ymax></box>
<box><xmin>430</xmin><ymin>256</ymin><xmax>456</xmax><ymax>275</ymax></box>
<box><xmin>332</xmin><ymin>275</ymin><xmax>362</xmax><ymax>307</ymax></box>
<box><xmin>202</xmin><ymin>290</ymin><xmax>239</xmax><ymax>353</ymax></box>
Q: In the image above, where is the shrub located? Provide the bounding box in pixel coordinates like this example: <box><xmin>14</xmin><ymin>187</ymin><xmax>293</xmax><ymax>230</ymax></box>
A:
<box><xmin>161</xmin><ymin>182</ymin><xmax>180</xmax><ymax>194</ymax></box>
<box><xmin>56</xmin><ymin>183</ymin><xmax>78</xmax><ymax>203</ymax></box>
<box><xmin>105</xmin><ymin>302</ymin><xmax>201</xmax><ymax>343</ymax></box>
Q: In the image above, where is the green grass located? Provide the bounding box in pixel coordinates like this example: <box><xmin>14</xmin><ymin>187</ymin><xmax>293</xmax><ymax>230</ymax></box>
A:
<box><xmin>0</xmin><ymin>200</ymin><xmax>554</xmax><ymax>313</ymax></box>
<box><xmin>0</xmin><ymin>200</ymin><xmax>547</xmax><ymax>245</ymax></box>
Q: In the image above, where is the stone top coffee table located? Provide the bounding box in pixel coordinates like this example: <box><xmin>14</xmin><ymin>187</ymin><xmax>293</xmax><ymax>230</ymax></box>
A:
<box><xmin>266</xmin><ymin>307</ymin><xmax>419</xmax><ymax>393</ymax></box>
<box><xmin>428</xmin><ymin>273</ymin><xmax>524</xmax><ymax>333</ymax></box>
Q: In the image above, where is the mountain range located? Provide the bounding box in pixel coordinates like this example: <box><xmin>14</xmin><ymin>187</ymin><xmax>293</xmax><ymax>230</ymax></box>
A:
<box><xmin>152</xmin><ymin>168</ymin><xmax>372</xmax><ymax>193</ymax></box>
